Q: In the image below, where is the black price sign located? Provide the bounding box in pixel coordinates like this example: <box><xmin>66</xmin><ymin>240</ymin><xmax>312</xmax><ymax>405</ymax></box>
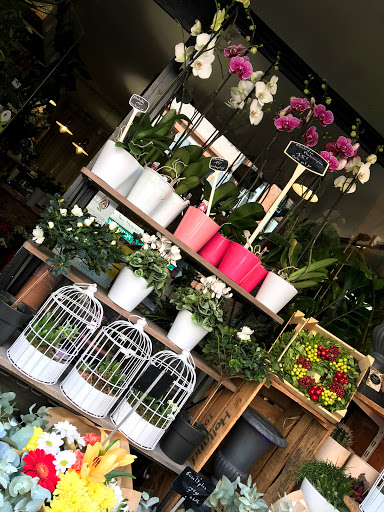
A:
<box><xmin>209</xmin><ymin>157</ymin><xmax>228</xmax><ymax>172</ymax></box>
<box><xmin>129</xmin><ymin>94</ymin><xmax>149</xmax><ymax>113</ymax></box>
<box><xmin>284</xmin><ymin>141</ymin><xmax>329</xmax><ymax>176</ymax></box>
<box><xmin>134</xmin><ymin>364</ymin><xmax>174</xmax><ymax>400</ymax></box>
<box><xmin>172</xmin><ymin>467</ymin><xmax>215</xmax><ymax>510</ymax></box>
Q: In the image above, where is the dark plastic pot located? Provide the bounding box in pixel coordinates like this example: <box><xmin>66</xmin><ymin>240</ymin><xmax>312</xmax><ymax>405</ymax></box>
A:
<box><xmin>213</xmin><ymin>407</ymin><xmax>287</xmax><ymax>481</ymax></box>
<box><xmin>0</xmin><ymin>291</ymin><xmax>33</xmax><ymax>345</ymax></box>
<box><xmin>160</xmin><ymin>411</ymin><xmax>208</xmax><ymax>464</ymax></box>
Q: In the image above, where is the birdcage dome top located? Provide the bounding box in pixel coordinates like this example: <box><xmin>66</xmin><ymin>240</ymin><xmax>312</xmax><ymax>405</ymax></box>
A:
<box><xmin>101</xmin><ymin>319</ymin><xmax>152</xmax><ymax>360</ymax></box>
<box><xmin>150</xmin><ymin>350</ymin><xmax>196</xmax><ymax>394</ymax></box>
<box><xmin>51</xmin><ymin>283</ymin><xmax>103</xmax><ymax>328</ymax></box>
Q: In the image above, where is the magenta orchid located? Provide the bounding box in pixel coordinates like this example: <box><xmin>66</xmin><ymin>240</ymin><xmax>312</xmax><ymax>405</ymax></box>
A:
<box><xmin>290</xmin><ymin>97</ymin><xmax>310</xmax><ymax>114</ymax></box>
<box><xmin>274</xmin><ymin>114</ymin><xmax>301</xmax><ymax>132</ymax></box>
<box><xmin>303</xmin><ymin>126</ymin><xmax>318</xmax><ymax>147</ymax></box>
<box><xmin>335</xmin><ymin>136</ymin><xmax>354</xmax><ymax>158</ymax></box>
<box><xmin>320</xmin><ymin>151</ymin><xmax>339</xmax><ymax>171</ymax></box>
<box><xmin>224</xmin><ymin>44</ymin><xmax>246</xmax><ymax>58</ymax></box>
<box><xmin>229</xmin><ymin>56</ymin><xmax>253</xmax><ymax>81</ymax></box>
<box><xmin>313</xmin><ymin>104</ymin><xmax>334</xmax><ymax>127</ymax></box>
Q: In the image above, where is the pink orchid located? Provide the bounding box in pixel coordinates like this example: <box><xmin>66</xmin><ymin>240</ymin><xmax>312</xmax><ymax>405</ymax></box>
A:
<box><xmin>303</xmin><ymin>126</ymin><xmax>318</xmax><ymax>147</ymax></box>
<box><xmin>229</xmin><ymin>56</ymin><xmax>253</xmax><ymax>81</ymax></box>
<box><xmin>320</xmin><ymin>151</ymin><xmax>339</xmax><ymax>171</ymax></box>
<box><xmin>224</xmin><ymin>44</ymin><xmax>246</xmax><ymax>58</ymax></box>
<box><xmin>274</xmin><ymin>114</ymin><xmax>301</xmax><ymax>132</ymax></box>
<box><xmin>337</xmin><ymin>158</ymin><xmax>348</xmax><ymax>171</ymax></box>
<box><xmin>352</xmin><ymin>143</ymin><xmax>360</xmax><ymax>157</ymax></box>
<box><xmin>335</xmin><ymin>136</ymin><xmax>354</xmax><ymax>158</ymax></box>
<box><xmin>290</xmin><ymin>97</ymin><xmax>310</xmax><ymax>114</ymax></box>
<box><xmin>325</xmin><ymin>141</ymin><xmax>338</xmax><ymax>155</ymax></box>
<box><xmin>314</xmin><ymin>104</ymin><xmax>334</xmax><ymax>127</ymax></box>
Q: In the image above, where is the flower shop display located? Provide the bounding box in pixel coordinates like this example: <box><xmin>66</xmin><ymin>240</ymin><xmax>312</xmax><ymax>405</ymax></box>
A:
<box><xmin>315</xmin><ymin>423</ymin><xmax>353</xmax><ymax>467</ymax></box>
<box><xmin>60</xmin><ymin>318</ymin><xmax>152</xmax><ymax>418</ymax></box>
<box><xmin>0</xmin><ymin>290</ymin><xmax>33</xmax><ymax>345</ymax></box>
<box><xmin>111</xmin><ymin>350</ymin><xmax>196</xmax><ymax>450</ymax></box>
<box><xmin>31</xmin><ymin>194</ymin><xmax>124</xmax><ymax>276</ymax></box>
<box><xmin>345</xmin><ymin>455</ymin><xmax>379</xmax><ymax>487</ymax></box>
<box><xmin>360</xmin><ymin>469</ymin><xmax>384</xmax><ymax>512</ymax></box>
<box><xmin>8</xmin><ymin>284</ymin><xmax>103</xmax><ymax>384</ymax></box>
<box><xmin>269</xmin><ymin>311</ymin><xmax>373</xmax><ymax>423</ymax></box>
<box><xmin>299</xmin><ymin>459</ymin><xmax>353</xmax><ymax>512</ymax></box>
<box><xmin>108</xmin><ymin>232</ymin><xmax>179</xmax><ymax>312</ymax></box>
<box><xmin>167</xmin><ymin>275</ymin><xmax>232</xmax><ymax>351</ymax></box>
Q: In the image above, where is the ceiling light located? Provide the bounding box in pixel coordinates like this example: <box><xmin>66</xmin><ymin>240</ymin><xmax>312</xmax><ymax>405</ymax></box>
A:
<box><xmin>292</xmin><ymin>183</ymin><xmax>318</xmax><ymax>202</ymax></box>
<box><xmin>72</xmin><ymin>142</ymin><xmax>88</xmax><ymax>156</ymax></box>
<box><xmin>49</xmin><ymin>99</ymin><xmax>57</xmax><ymax>106</ymax></box>
<box><xmin>56</xmin><ymin>121</ymin><xmax>73</xmax><ymax>135</ymax></box>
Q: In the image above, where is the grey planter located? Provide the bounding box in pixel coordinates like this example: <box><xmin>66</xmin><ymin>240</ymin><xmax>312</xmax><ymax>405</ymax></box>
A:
<box><xmin>0</xmin><ymin>291</ymin><xmax>33</xmax><ymax>345</ymax></box>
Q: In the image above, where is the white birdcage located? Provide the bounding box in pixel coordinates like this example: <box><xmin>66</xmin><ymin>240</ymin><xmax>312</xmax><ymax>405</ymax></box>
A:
<box><xmin>111</xmin><ymin>349</ymin><xmax>196</xmax><ymax>450</ymax></box>
<box><xmin>360</xmin><ymin>470</ymin><xmax>384</xmax><ymax>512</ymax></box>
<box><xmin>60</xmin><ymin>317</ymin><xmax>152</xmax><ymax>418</ymax></box>
<box><xmin>7</xmin><ymin>283</ymin><xmax>103</xmax><ymax>385</ymax></box>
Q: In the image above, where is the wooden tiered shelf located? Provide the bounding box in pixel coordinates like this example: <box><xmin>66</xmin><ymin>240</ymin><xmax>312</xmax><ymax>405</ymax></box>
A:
<box><xmin>22</xmin><ymin>241</ymin><xmax>237</xmax><ymax>393</ymax></box>
<box><xmin>353</xmin><ymin>391</ymin><xmax>384</xmax><ymax>420</ymax></box>
<box><xmin>81</xmin><ymin>168</ymin><xmax>284</xmax><ymax>324</ymax></box>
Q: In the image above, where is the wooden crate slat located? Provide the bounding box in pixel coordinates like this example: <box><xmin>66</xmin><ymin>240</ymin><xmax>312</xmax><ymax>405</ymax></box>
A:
<box><xmin>22</xmin><ymin>241</ymin><xmax>237</xmax><ymax>392</ymax></box>
<box><xmin>81</xmin><ymin>167</ymin><xmax>284</xmax><ymax>324</ymax></box>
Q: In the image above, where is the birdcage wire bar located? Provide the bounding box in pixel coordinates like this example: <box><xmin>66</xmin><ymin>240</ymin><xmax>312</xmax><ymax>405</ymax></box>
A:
<box><xmin>360</xmin><ymin>469</ymin><xmax>384</xmax><ymax>512</ymax></box>
<box><xmin>7</xmin><ymin>284</ymin><xmax>103</xmax><ymax>385</ymax></box>
<box><xmin>60</xmin><ymin>317</ymin><xmax>152</xmax><ymax>418</ymax></box>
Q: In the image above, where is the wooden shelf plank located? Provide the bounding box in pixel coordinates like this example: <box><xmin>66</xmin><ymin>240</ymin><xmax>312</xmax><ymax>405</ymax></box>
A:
<box><xmin>22</xmin><ymin>241</ymin><xmax>237</xmax><ymax>393</ymax></box>
<box><xmin>353</xmin><ymin>391</ymin><xmax>384</xmax><ymax>420</ymax></box>
<box><xmin>0</xmin><ymin>343</ymin><xmax>187</xmax><ymax>474</ymax></box>
<box><xmin>81</xmin><ymin>167</ymin><xmax>283</xmax><ymax>324</ymax></box>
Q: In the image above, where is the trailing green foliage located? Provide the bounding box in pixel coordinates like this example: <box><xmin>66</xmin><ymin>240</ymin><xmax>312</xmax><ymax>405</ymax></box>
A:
<box><xmin>331</xmin><ymin>423</ymin><xmax>353</xmax><ymax>449</ymax></box>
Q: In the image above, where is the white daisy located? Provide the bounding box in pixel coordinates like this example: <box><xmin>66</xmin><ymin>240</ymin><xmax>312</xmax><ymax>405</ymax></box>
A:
<box><xmin>36</xmin><ymin>432</ymin><xmax>63</xmax><ymax>455</ymax></box>
<box><xmin>53</xmin><ymin>421</ymin><xmax>81</xmax><ymax>444</ymax></box>
<box><xmin>54</xmin><ymin>450</ymin><xmax>77</xmax><ymax>474</ymax></box>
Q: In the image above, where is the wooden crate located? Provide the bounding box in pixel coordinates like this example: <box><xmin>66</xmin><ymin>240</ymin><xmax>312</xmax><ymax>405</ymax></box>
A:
<box><xmin>269</xmin><ymin>311</ymin><xmax>373</xmax><ymax>424</ymax></box>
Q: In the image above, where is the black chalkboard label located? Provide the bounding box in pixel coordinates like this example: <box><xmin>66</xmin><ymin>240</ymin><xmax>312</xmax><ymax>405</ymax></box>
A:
<box><xmin>129</xmin><ymin>94</ymin><xmax>149</xmax><ymax>113</ymax></box>
<box><xmin>284</xmin><ymin>141</ymin><xmax>329</xmax><ymax>176</ymax></box>
<box><xmin>209</xmin><ymin>157</ymin><xmax>228</xmax><ymax>172</ymax></box>
<box><xmin>134</xmin><ymin>364</ymin><xmax>175</xmax><ymax>399</ymax></box>
<box><xmin>172</xmin><ymin>467</ymin><xmax>215</xmax><ymax>509</ymax></box>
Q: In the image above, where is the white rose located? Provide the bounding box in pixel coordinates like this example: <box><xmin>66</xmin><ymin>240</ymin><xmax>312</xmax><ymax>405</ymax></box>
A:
<box><xmin>108</xmin><ymin>221</ymin><xmax>118</xmax><ymax>231</ymax></box>
<box><xmin>66</xmin><ymin>228</ymin><xmax>72</xmax><ymax>232</ymax></box>
<box><xmin>237</xmin><ymin>332</ymin><xmax>251</xmax><ymax>341</ymax></box>
<box><xmin>241</xmin><ymin>326</ymin><xmax>254</xmax><ymax>336</ymax></box>
<box><xmin>110</xmin><ymin>240</ymin><xmax>116</xmax><ymax>246</ymax></box>
<box><xmin>59</xmin><ymin>209</ymin><xmax>67</xmax><ymax>216</ymax></box>
<box><xmin>71</xmin><ymin>205</ymin><xmax>83</xmax><ymax>217</ymax></box>
<box><xmin>47</xmin><ymin>222</ymin><xmax>54</xmax><ymax>229</ymax></box>
<box><xmin>32</xmin><ymin>226</ymin><xmax>45</xmax><ymax>244</ymax></box>
<box><xmin>83</xmin><ymin>218</ymin><xmax>94</xmax><ymax>226</ymax></box>
<box><xmin>77</xmin><ymin>222</ymin><xmax>83</xmax><ymax>227</ymax></box>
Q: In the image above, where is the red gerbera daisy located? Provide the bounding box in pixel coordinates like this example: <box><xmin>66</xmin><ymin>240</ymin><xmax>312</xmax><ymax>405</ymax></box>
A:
<box><xmin>22</xmin><ymin>449</ymin><xmax>59</xmax><ymax>492</ymax></box>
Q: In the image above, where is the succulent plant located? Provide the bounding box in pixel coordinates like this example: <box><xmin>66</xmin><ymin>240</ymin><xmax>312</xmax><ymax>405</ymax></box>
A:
<box><xmin>331</xmin><ymin>423</ymin><xmax>353</xmax><ymax>449</ymax></box>
<box><xmin>136</xmin><ymin>491</ymin><xmax>159</xmax><ymax>512</ymax></box>
<box><xmin>204</xmin><ymin>475</ymin><xmax>268</xmax><ymax>512</ymax></box>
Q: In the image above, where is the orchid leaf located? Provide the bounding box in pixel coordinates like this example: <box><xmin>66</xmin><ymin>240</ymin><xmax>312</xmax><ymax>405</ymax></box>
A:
<box><xmin>289</xmin><ymin>258</ymin><xmax>337</xmax><ymax>281</ymax></box>
<box><xmin>228</xmin><ymin>202</ymin><xmax>265</xmax><ymax>224</ymax></box>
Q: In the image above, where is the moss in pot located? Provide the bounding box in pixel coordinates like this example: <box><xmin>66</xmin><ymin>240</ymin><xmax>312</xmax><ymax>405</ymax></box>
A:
<box><xmin>0</xmin><ymin>291</ymin><xmax>33</xmax><ymax>345</ymax></box>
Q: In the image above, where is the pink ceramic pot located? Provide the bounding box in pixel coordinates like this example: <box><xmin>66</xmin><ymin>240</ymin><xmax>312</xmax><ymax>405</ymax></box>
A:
<box><xmin>218</xmin><ymin>242</ymin><xmax>261</xmax><ymax>284</ymax></box>
<box><xmin>239</xmin><ymin>264</ymin><xmax>268</xmax><ymax>293</ymax></box>
<box><xmin>174</xmin><ymin>206</ymin><xmax>219</xmax><ymax>252</ymax></box>
<box><xmin>198</xmin><ymin>233</ymin><xmax>231</xmax><ymax>267</ymax></box>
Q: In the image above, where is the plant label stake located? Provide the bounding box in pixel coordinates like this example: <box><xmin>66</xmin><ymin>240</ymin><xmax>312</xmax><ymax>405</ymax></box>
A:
<box><xmin>245</xmin><ymin>142</ymin><xmax>329</xmax><ymax>248</ymax></box>
<box><xmin>171</xmin><ymin>467</ymin><xmax>215</xmax><ymax>512</ymax></box>
<box><xmin>206</xmin><ymin>158</ymin><xmax>228</xmax><ymax>217</ymax></box>
<box><xmin>118</xmin><ymin>94</ymin><xmax>149</xmax><ymax>143</ymax></box>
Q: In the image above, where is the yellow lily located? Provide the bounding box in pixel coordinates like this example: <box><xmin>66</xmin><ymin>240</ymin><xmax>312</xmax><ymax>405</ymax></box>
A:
<box><xmin>99</xmin><ymin>430</ymin><xmax>137</xmax><ymax>466</ymax></box>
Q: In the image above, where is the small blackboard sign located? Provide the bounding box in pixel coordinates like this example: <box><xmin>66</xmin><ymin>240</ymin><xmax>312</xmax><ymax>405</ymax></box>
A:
<box><xmin>134</xmin><ymin>364</ymin><xmax>175</xmax><ymax>400</ymax></box>
<box><xmin>172</xmin><ymin>467</ymin><xmax>215</xmax><ymax>510</ymax></box>
<box><xmin>284</xmin><ymin>141</ymin><xmax>329</xmax><ymax>176</ymax></box>
<box><xmin>209</xmin><ymin>157</ymin><xmax>228</xmax><ymax>172</ymax></box>
<box><xmin>129</xmin><ymin>94</ymin><xmax>149</xmax><ymax>113</ymax></box>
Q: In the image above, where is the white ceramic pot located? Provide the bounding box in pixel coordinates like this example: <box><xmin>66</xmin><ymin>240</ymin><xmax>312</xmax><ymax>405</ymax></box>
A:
<box><xmin>92</xmin><ymin>140</ymin><xmax>144</xmax><ymax>196</ymax></box>
<box><xmin>315</xmin><ymin>437</ymin><xmax>351</xmax><ymax>467</ymax></box>
<box><xmin>300</xmin><ymin>478</ymin><xmax>339</xmax><ymax>512</ymax></box>
<box><xmin>363</xmin><ymin>487</ymin><xmax>384</xmax><ymax>511</ymax></box>
<box><xmin>151</xmin><ymin>192</ymin><xmax>189</xmax><ymax>228</ymax></box>
<box><xmin>270</xmin><ymin>490</ymin><xmax>309</xmax><ymax>512</ymax></box>
<box><xmin>7</xmin><ymin>334</ymin><xmax>67</xmax><ymax>385</ymax></box>
<box><xmin>111</xmin><ymin>400</ymin><xmax>164</xmax><ymax>450</ymax></box>
<box><xmin>108</xmin><ymin>267</ymin><xmax>154</xmax><ymax>312</ymax></box>
<box><xmin>167</xmin><ymin>310</ymin><xmax>209</xmax><ymax>351</ymax></box>
<box><xmin>255</xmin><ymin>272</ymin><xmax>298</xmax><ymax>314</ymax></box>
<box><xmin>60</xmin><ymin>368</ymin><xmax>118</xmax><ymax>418</ymax></box>
<box><xmin>346</xmin><ymin>454</ymin><xmax>379</xmax><ymax>486</ymax></box>
<box><xmin>127</xmin><ymin>167</ymin><xmax>172</xmax><ymax>216</ymax></box>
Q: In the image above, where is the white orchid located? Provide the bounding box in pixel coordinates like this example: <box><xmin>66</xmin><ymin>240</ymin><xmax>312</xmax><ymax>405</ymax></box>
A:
<box><xmin>195</xmin><ymin>33</ymin><xmax>216</xmax><ymax>53</ymax></box>
<box><xmin>357</xmin><ymin>162</ymin><xmax>371</xmax><ymax>183</ymax></box>
<box><xmin>345</xmin><ymin>156</ymin><xmax>362</xmax><ymax>174</ymax></box>
<box><xmin>250</xmin><ymin>70</ymin><xmax>264</xmax><ymax>84</ymax></box>
<box><xmin>267</xmin><ymin>75</ymin><xmax>279</xmax><ymax>95</ymax></box>
<box><xmin>191</xmin><ymin>19</ymin><xmax>202</xmax><ymax>36</ymax></box>
<box><xmin>47</xmin><ymin>221</ymin><xmax>54</xmax><ymax>229</ymax></box>
<box><xmin>249</xmin><ymin>99</ymin><xmax>264</xmax><ymax>125</ymax></box>
<box><xmin>142</xmin><ymin>232</ymin><xmax>158</xmax><ymax>250</ymax></box>
<box><xmin>71</xmin><ymin>205</ymin><xmax>83</xmax><ymax>217</ymax></box>
<box><xmin>32</xmin><ymin>226</ymin><xmax>45</xmax><ymax>244</ymax></box>
<box><xmin>237</xmin><ymin>326</ymin><xmax>254</xmax><ymax>341</ymax></box>
<box><xmin>255</xmin><ymin>81</ymin><xmax>273</xmax><ymax>105</ymax></box>
<box><xmin>191</xmin><ymin>52</ymin><xmax>215</xmax><ymax>79</ymax></box>
<box><xmin>334</xmin><ymin>176</ymin><xmax>356</xmax><ymax>194</ymax></box>
<box><xmin>108</xmin><ymin>221</ymin><xmax>118</xmax><ymax>231</ymax></box>
<box><xmin>200</xmin><ymin>275</ymin><xmax>232</xmax><ymax>298</ymax></box>
<box><xmin>175</xmin><ymin>43</ymin><xmax>194</xmax><ymax>65</ymax></box>
<box><xmin>227</xmin><ymin>97</ymin><xmax>245</xmax><ymax>109</ymax></box>
<box><xmin>366</xmin><ymin>154</ymin><xmax>377</xmax><ymax>164</ymax></box>
<box><xmin>211</xmin><ymin>8</ymin><xmax>225</xmax><ymax>31</ymax></box>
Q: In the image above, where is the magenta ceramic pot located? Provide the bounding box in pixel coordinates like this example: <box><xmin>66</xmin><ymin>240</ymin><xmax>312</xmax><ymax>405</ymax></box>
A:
<box><xmin>198</xmin><ymin>233</ymin><xmax>231</xmax><ymax>267</ymax></box>
<box><xmin>174</xmin><ymin>206</ymin><xmax>220</xmax><ymax>252</ymax></box>
<box><xmin>218</xmin><ymin>242</ymin><xmax>261</xmax><ymax>284</ymax></box>
<box><xmin>239</xmin><ymin>264</ymin><xmax>268</xmax><ymax>293</ymax></box>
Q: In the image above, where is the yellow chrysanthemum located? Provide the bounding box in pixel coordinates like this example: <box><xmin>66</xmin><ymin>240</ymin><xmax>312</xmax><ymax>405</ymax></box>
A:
<box><xmin>23</xmin><ymin>426</ymin><xmax>43</xmax><ymax>451</ymax></box>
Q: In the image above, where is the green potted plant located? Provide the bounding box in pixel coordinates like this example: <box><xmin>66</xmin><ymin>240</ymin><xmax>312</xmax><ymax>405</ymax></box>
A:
<box><xmin>167</xmin><ymin>275</ymin><xmax>232</xmax><ymax>351</ymax></box>
<box><xmin>108</xmin><ymin>231</ymin><xmax>177</xmax><ymax>312</ymax></box>
<box><xmin>315</xmin><ymin>423</ymin><xmax>353</xmax><ymax>467</ymax></box>
<box><xmin>204</xmin><ymin>475</ymin><xmax>268</xmax><ymax>512</ymax></box>
<box><xmin>298</xmin><ymin>459</ymin><xmax>353</xmax><ymax>512</ymax></box>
